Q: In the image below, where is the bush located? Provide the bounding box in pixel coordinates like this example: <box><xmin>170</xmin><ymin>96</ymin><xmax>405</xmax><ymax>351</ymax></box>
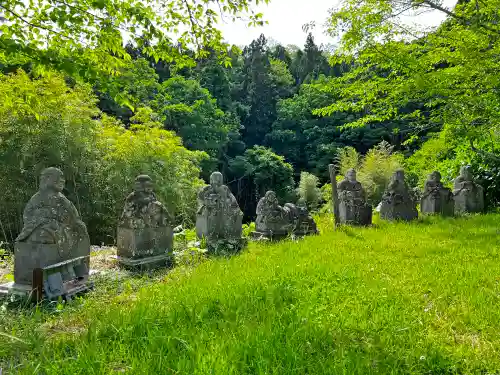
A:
<box><xmin>0</xmin><ymin>71</ymin><xmax>206</xmax><ymax>244</ymax></box>
<box><xmin>324</xmin><ymin>142</ymin><xmax>404</xmax><ymax>207</ymax></box>
<box><xmin>297</xmin><ymin>172</ymin><xmax>321</xmax><ymax>211</ymax></box>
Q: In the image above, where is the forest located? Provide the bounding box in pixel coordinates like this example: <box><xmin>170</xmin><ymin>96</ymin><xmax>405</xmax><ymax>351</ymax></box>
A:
<box><xmin>0</xmin><ymin>0</ymin><xmax>498</xmax><ymax>245</ymax></box>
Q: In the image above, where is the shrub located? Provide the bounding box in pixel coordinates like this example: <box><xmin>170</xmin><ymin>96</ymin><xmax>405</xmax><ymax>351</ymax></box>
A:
<box><xmin>0</xmin><ymin>71</ymin><xmax>206</xmax><ymax>244</ymax></box>
<box><xmin>324</xmin><ymin>142</ymin><xmax>404</xmax><ymax>208</ymax></box>
<box><xmin>297</xmin><ymin>172</ymin><xmax>321</xmax><ymax>211</ymax></box>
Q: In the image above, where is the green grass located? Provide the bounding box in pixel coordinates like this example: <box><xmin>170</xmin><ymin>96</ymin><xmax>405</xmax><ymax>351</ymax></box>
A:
<box><xmin>1</xmin><ymin>214</ymin><xmax>500</xmax><ymax>374</ymax></box>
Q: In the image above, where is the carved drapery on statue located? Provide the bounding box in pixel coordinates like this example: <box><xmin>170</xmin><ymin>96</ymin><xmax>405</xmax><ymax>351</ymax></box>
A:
<box><xmin>253</xmin><ymin>191</ymin><xmax>317</xmax><ymax>240</ymax></box>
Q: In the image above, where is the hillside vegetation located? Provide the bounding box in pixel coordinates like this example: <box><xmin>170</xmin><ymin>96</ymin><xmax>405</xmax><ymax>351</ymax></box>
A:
<box><xmin>1</xmin><ymin>214</ymin><xmax>500</xmax><ymax>374</ymax></box>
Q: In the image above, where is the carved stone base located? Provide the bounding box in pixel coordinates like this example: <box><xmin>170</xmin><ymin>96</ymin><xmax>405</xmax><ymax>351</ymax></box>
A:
<box><xmin>339</xmin><ymin>203</ymin><xmax>373</xmax><ymax>226</ymax></box>
<box><xmin>421</xmin><ymin>197</ymin><xmax>454</xmax><ymax>216</ymax></box>
<box><xmin>380</xmin><ymin>203</ymin><xmax>418</xmax><ymax>222</ymax></box>
<box><xmin>115</xmin><ymin>253</ymin><xmax>173</xmax><ymax>270</ymax></box>
<box><xmin>117</xmin><ymin>226</ymin><xmax>173</xmax><ymax>269</ymax></box>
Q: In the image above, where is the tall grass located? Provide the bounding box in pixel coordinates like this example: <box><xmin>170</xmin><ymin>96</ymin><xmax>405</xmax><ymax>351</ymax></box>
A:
<box><xmin>1</xmin><ymin>214</ymin><xmax>500</xmax><ymax>374</ymax></box>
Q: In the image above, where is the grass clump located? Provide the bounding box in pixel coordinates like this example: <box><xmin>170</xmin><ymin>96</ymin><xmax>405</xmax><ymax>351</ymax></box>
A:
<box><xmin>1</xmin><ymin>214</ymin><xmax>500</xmax><ymax>374</ymax></box>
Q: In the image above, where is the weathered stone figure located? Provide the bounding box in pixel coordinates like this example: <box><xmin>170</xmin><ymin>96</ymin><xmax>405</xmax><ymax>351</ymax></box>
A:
<box><xmin>287</xmin><ymin>199</ymin><xmax>318</xmax><ymax>236</ymax></box>
<box><xmin>14</xmin><ymin>167</ymin><xmax>90</xmax><ymax>285</ymax></box>
<box><xmin>254</xmin><ymin>191</ymin><xmax>295</xmax><ymax>239</ymax></box>
<box><xmin>453</xmin><ymin>166</ymin><xmax>484</xmax><ymax>214</ymax></box>
<box><xmin>380</xmin><ymin>169</ymin><xmax>418</xmax><ymax>221</ymax></box>
<box><xmin>253</xmin><ymin>192</ymin><xmax>318</xmax><ymax>240</ymax></box>
<box><xmin>421</xmin><ymin>171</ymin><xmax>454</xmax><ymax>216</ymax></box>
<box><xmin>196</xmin><ymin>172</ymin><xmax>244</xmax><ymax>252</ymax></box>
<box><xmin>338</xmin><ymin>169</ymin><xmax>372</xmax><ymax>225</ymax></box>
<box><xmin>117</xmin><ymin>175</ymin><xmax>173</xmax><ymax>267</ymax></box>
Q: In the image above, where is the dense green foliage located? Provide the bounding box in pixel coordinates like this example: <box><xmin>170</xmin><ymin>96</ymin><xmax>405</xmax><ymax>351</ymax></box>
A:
<box><xmin>0</xmin><ymin>0</ymin><xmax>499</xmax><ymax>242</ymax></box>
<box><xmin>0</xmin><ymin>71</ymin><xmax>205</xmax><ymax>244</ymax></box>
<box><xmin>0</xmin><ymin>0</ymin><xmax>268</xmax><ymax>85</ymax></box>
<box><xmin>2</xmin><ymin>214</ymin><xmax>500</xmax><ymax>373</ymax></box>
<box><xmin>316</xmin><ymin>0</ymin><xmax>500</xmax><ymax>205</ymax></box>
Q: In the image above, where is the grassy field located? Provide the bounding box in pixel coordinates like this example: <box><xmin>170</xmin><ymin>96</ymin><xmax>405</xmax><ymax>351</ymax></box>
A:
<box><xmin>1</xmin><ymin>214</ymin><xmax>500</xmax><ymax>374</ymax></box>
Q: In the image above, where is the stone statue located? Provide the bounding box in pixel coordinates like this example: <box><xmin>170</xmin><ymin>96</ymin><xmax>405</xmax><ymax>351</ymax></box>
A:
<box><xmin>380</xmin><ymin>169</ymin><xmax>418</xmax><ymax>221</ymax></box>
<box><xmin>287</xmin><ymin>199</ymin><xmax>318</xmax><ymax>236</ymax></box>
<box><xmin>117</xmin><ymin>175</ymin><xmax>174</xmax><ymax>268</ymax></box>
<box><xmin>337</xmin><ymin>169</ymin><xmax>372</xmax><ymax>225</ymax></box>
<box><xmin>253</xmin><ymin>192</ymin><xmax>318</xmax><ymax>240</ymax></box>
<box><xmin>14</xmin><ymin>167</ymin><xmax>90</xmax><ymax>285</ymax></box>
<box><xmin>196</xmin><ymin>172</ymin><xmax>244</xmax><ymax>253</ymax></box>
<box><xmin>421</xmin><ymin>171</ymin><xmax>454</xmax><ymax>216</ymax></box>
<box><xmin>453</xmin><ymin>166</ymin><xmax>484</xmax><ymax>214</ymax></box>
<box><xmin>254</xmin><ymin>191</ymin><xmax>295</xmax><ymax>239</ymax></box>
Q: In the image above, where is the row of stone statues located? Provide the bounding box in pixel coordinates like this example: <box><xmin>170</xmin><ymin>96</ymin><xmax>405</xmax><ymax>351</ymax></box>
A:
<box><xmin>6</xmin><ymin>168</ymin><xmax>318</xmax><ymax>297</ymax></box>
<box><xmin>4</xmin><ymin>165</ymin><xmax>484</xmax><ymax>299</ymax></box>
<box><xmin>338</xmin><ymin>166</ymin><xmax>484</xmax><ymax>225</ymax></box>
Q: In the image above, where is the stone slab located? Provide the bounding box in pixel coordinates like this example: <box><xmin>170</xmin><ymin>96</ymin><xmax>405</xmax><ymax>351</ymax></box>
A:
<box><xmin>117</xmin><ymin>226</ymin><xmax>173</xmax><ymax>259</ymax></box>
<box><xmin>113</xmin><ymin>253</ymin><xmax>173</xmax><ymax>268</ymax></box>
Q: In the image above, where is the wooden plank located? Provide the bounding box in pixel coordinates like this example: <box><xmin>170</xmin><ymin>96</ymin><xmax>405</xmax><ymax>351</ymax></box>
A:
<box><xmin>32</xmin><ymin>267</ymin><xmax>43</xmax><ymax>303</ymax></box>
<box><xmin>328</xmin><ymin>164</ymin><xmax>340</xmax><ymax>229</ymax></box>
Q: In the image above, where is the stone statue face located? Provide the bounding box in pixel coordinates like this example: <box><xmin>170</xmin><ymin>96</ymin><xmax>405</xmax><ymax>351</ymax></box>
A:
<box><xmin>346</xmin><ymin>169</ymin><xmax>357</xmax><ymax>183</ymax></box>
<box><xmin>210</xmin><ymin>172</ymin><xmax>223</xmax><ymax>191</ymax></box>
<box><xmin>460</xmin><ymin>166</ymin><xmax>472</xmax><ymax>181</ymax></box>
<box><xmin>265</xmin><ymin>191</ymin><xmax>277</xmax><ymax>205</ymax></box>
<box><xmin>40</xmin><ymin>168</ymin><xmax>65</xmax><ymax>193</ymax></box>
<box><xmin>394</xmin><ymin>169</ymin><xmax>405</xmax><ymax>182</ymax></box>
<box><xmin>430</xmin><ymin>171</ymin><xmax>441</xmax><ymax>183</ymax></box>
<box><xmin>134</xmin><ymin>177</ymin><xmax>154</xmax><ymax>196</ymax></box>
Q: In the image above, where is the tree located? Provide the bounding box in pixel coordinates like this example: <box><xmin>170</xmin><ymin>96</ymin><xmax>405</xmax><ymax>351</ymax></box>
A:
<box><xmin>151</xmin><ymin>75</ymin><xmax>241</xmax><ymax>175</ymax></box>
<box><xmin>316</xmin><ymin>0</ymin><xmax>500</xmax><ymax>162</ymax></box>
<box><xmin>228</xmin><ymin>146</ymin><xmax>295</xmax><ymax>218</ymax></box>
<box><xmin>0</xmin><ymin>0</ymin><xmax>268</xmax><ymax>86</ymax></box>
<box><xmin>0</xmin><ymin>70</ymin><xmax>205</xmax><ymax>244</ymax></box>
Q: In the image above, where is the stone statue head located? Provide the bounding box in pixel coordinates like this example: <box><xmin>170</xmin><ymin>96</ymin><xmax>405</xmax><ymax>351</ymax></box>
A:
<box><xmin>264</xmin><ymin>191</ymin><xmax>278</xmax><ymax>205</ymax></box>
<box><xmin>40</xmin><ymin>167</ymin><xmax>65</xmax><ymax>193</ymax></box>
<box><xmin>393</xmin><ymin>169</ymin><xmax>405</xmax><ymax>182</ymax></box>
<box><xmin>346</xmin><ymin>168</ymin><xmax>357</xmax><ymax>183</ymax></box>
<box><xmin>460</xmin><ymin>165</ymin><xmax>473</xmax><ymax>181</ymax></box>
<box><xmin>134</xmin><ymin>175</ymin><xmax>154</xmax><ymax>195</ymax></box>
<box><xmin>297</xmin><ymin>198</ymin><xmax>307</xmax><ymax>209</ymax></box>
<box><xmin>429</xmin><ymin>171</ymin><xmax>442</xmax><ymax>183</ymax></box>
<box><xmin>210</xmin><ymin>172</ymin><xmax>224</xmax><ymax>190</ymax></box>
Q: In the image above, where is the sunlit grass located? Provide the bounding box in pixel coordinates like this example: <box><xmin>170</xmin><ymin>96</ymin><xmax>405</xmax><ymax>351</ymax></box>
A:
<box><xmin>1</xmin><ymin>214</ymin><xmax>500</xmax><ymax>374</ymax></box>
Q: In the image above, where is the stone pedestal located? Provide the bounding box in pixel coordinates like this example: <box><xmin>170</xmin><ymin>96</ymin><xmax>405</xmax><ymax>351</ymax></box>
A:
<box><xmin>453</xmin><ymin>189</ymin><xmax>484</xmax><ymax>214</ymax></box>
<box><xmin>339</xmin><ymin>202</ymin><xmax>372</xmax><ymax>226</ymax></box>
<box><xmin>14</xmin><ymin>240</ymin><xmax>90</xmax><ymax>286</ymax></box>
<box><xmin>116</xmin><ymin>226</ymin><xmax>173</xmax><ymax>268</ymax></box>
<box><xmin>421</xmin><ymin>195</ymin><xmax>454</xmax><ymax>216</ymax></box>
<box><xmin>380</xmin><ymin>202</ymin><xmax>418</xmax><ymax>221</ymax></box>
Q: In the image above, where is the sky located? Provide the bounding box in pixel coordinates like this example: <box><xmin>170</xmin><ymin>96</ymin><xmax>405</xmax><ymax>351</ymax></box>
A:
<box><xmin>218</xmin><ymin>0</ymin><xmax>458</xmax><ymax>48</ymax></box>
